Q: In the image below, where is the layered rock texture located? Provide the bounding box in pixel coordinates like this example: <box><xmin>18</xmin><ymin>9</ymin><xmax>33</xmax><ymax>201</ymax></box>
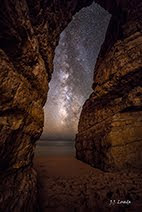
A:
<box><xmin>0</xmin><ymin>0</ymin><xmax>142</xmax><ymax>211</ymax></box>
<box><xmin>0</xmin><ymin>0</ymin><xmax>96</xmax><ymax>210</ymax></box>
<box><xmin>76</xmin><ymin>1</ymin><xmax>142</xmax><ymax>171</ymax></box>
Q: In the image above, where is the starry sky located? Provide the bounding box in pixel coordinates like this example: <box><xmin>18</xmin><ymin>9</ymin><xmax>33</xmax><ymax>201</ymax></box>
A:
<box><xmin>41</xmin><ymin>3</ymin><xmax>111</xmax><ymax>140</ymax></box>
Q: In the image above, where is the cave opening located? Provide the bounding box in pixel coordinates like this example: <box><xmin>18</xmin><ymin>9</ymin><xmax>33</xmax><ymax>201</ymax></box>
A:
<box><xmin>36</xmin><ymin>2</ymin><xmax>111</xmax><ymax>156</ymax></box>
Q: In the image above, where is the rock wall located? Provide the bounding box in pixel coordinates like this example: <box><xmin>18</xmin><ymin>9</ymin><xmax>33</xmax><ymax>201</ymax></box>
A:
<box><xmin>76</xmin><ymin>0</ymin><xmax>142</xmax><ymax>171</ymax></box>
<box><xmin>0</xmin><ymin>0</ymin><xmax>48</xmax><ymax>209</ymax></box>
<box><xmin>0</xmin><ymin>0</ymin><xmax>94</xmax><ymax>210</ymax></box>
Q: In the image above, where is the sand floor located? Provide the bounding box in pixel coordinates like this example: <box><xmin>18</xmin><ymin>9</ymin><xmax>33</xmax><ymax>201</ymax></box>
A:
<box><xmin>34</xmin><ymin>156</ymin><xmax>142</xmax><ymax>212</ymax></box>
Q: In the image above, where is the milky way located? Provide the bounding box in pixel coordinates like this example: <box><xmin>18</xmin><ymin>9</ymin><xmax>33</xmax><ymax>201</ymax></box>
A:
<box><xmin>41</xmin><ymin>3</ymin><xmax>111</xmax><ymax>140</ymax></box>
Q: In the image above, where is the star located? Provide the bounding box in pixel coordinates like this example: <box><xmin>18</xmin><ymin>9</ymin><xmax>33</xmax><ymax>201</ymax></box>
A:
<box><xmin>42</xmin><ymin>3</ymin><xmax>111</xmax><ymax>140</ymax></box>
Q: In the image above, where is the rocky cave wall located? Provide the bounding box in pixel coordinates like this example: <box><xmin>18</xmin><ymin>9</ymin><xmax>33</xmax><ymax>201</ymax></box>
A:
<box><xmin>76</xmin><ymin>0</ymin><xmax>142</xmax><ymax>171</ymax></box>
<box><xmin>0</xmin><ymin>0</ymin><xmax>94</xmax><ymax>210</ymax></box>
<box><xmin>0</xmin><ymin>0</ymin><xmax>141</xmax><ymax>210</ymax></box>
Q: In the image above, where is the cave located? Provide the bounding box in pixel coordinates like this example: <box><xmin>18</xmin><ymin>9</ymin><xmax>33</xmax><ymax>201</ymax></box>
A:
<box><xmin>0</xmin><ymin>0</ymin><xmax>142</xmax><ymax>211</ymax></box>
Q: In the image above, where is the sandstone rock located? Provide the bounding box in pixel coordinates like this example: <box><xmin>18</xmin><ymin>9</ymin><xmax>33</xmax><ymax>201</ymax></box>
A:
<box><xmin>0</xmin><ymin>0</ymin><xmax>99</xmax><ymax>210</ymax></box>
<box><xmin>76</xmin><ymin>1</ymin><xmax>142</xmax><ymax>171</ymax></box>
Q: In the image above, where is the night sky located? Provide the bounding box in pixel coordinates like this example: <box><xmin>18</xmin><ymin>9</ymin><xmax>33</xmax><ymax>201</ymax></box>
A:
<box><xmin>41</xmin><ymin>3</ymin><xmax>111</xmax><ymax>140</ymax></box>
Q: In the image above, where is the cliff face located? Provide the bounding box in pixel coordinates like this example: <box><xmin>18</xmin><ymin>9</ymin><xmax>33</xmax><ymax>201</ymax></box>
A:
<box><xmin>0</xmin><ymin>0</ymin><xmax>142</xmax><ymax>210</ymax></box>
<box><xmin>0</xmin><ymin>0</ymin><xmax>93</xmax><ymax>210</ymax></box>
<box><xmin>0</xmin><ymin>1</ymin><xmax>47</xmax><ymax>210</ymax></box>
<box><xmin>76</xmin><ymin>1</ymin><xmax>142</xmax><ymax>171</ymax></box>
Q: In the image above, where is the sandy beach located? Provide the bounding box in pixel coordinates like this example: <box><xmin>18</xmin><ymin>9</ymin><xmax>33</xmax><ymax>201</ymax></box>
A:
<box><xmin>34</xmin><ymin>156</ymin><xmax>142</xmax><ymax>212</ymax></box>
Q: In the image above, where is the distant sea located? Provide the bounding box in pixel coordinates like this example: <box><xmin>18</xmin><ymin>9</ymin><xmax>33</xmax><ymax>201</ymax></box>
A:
<box><xmin>35</xmin><ymin>140</ymin><xmax>75</xmax><ymax>156</ymax></box>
